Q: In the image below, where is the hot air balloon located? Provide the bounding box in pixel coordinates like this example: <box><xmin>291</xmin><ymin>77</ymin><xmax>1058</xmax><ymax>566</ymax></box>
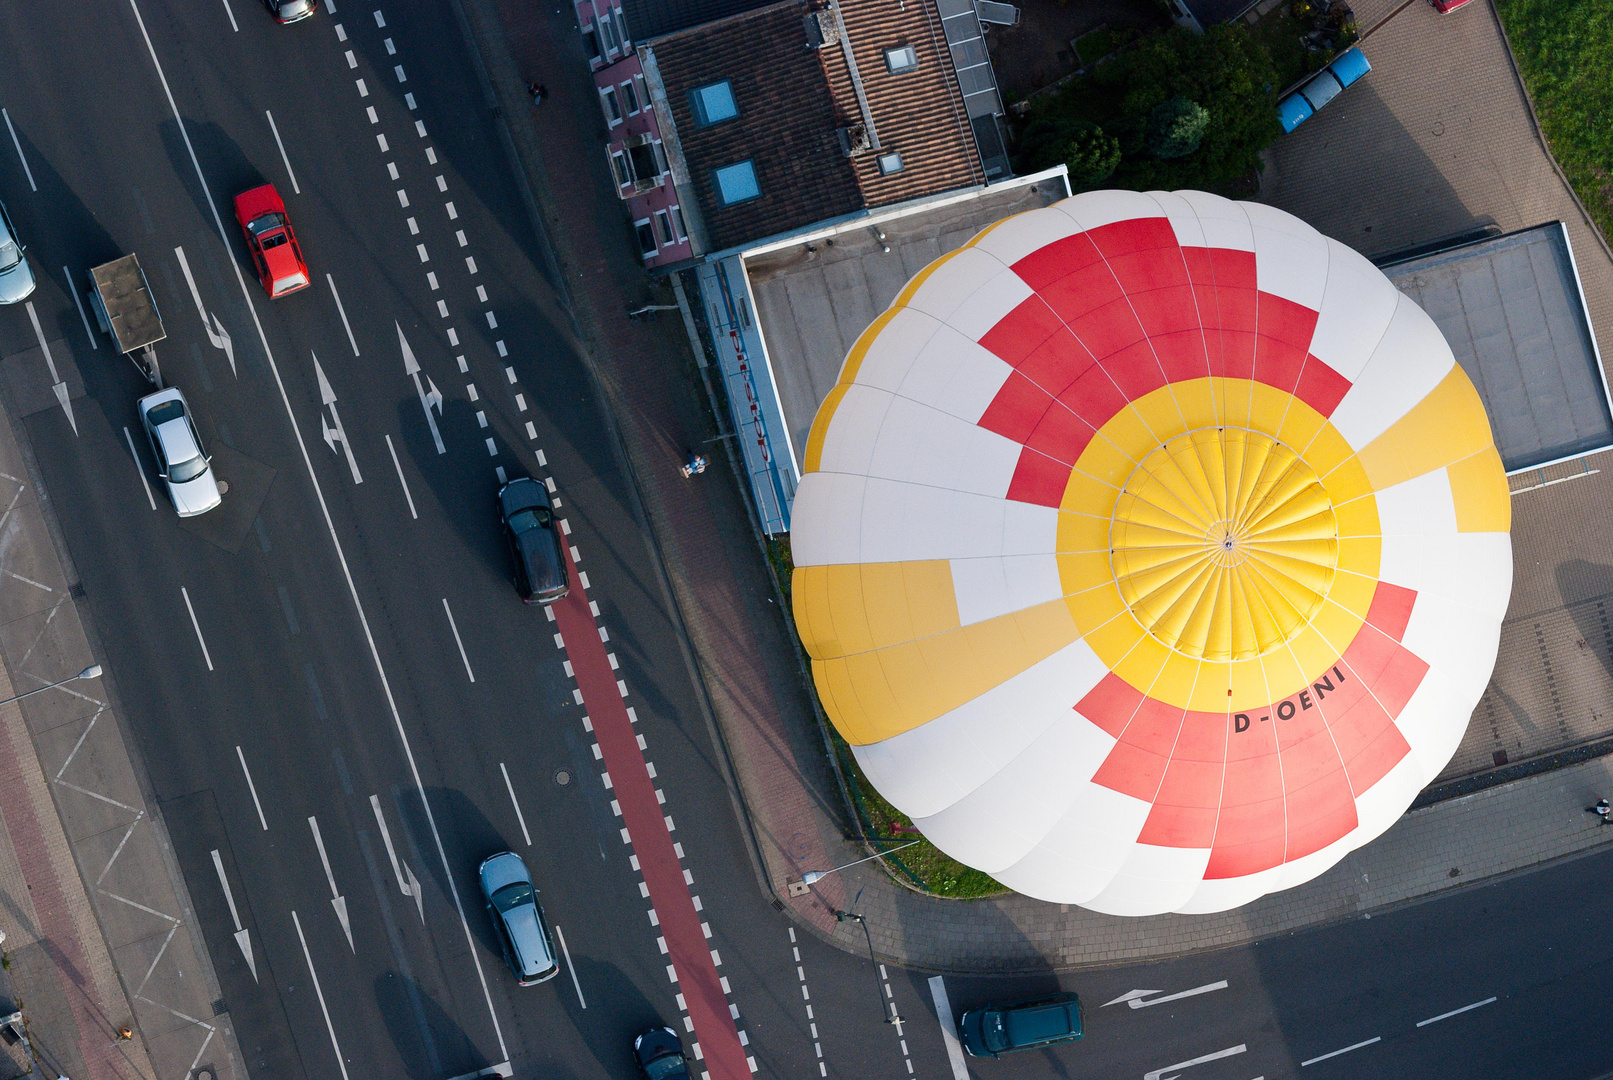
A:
<box><xmin>791</xmin><ymin>190</ymin><xmax>1511</xmax><ymax>915</ymax></box>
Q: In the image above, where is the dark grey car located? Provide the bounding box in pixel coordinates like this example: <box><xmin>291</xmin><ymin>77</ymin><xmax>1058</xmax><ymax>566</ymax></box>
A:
<box><xmin>478</xmin><ymin>852</ymin><xmax>557</xmax><ymax>986</ymax></box>
<box><xmin>497</xmin><ymin>477</ymin><xmax>568</xmax><ymax>604</ymax></box>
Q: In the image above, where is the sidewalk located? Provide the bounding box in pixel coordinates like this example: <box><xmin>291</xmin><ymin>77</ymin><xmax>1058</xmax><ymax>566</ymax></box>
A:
<box><xmin>0</xmin><ymin>349</ymin><xmax>246</xmax><ymax>1080</ymax></box>
<box><xmin>451</xmin><ymin>0</ymin><xmax>1613</xmax><ymax>974</ymax></box>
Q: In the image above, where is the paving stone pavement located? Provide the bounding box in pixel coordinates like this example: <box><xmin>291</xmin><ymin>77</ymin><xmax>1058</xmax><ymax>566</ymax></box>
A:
<box><xmin>457</xmin><ymin>0</ymin><xmax>1613</xmax><ymax>972</ymax></box>
<box><xmin>0</xmin><ymin>380</ymin><xmax>246</xmax><ymax>1080</ymax></box>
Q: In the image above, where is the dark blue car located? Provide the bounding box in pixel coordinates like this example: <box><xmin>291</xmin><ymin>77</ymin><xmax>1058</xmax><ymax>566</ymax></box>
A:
<box><xmin>960</xmin><ymin>993</ymin><xmax>1084</xmax><ymax>1057</ymax></box>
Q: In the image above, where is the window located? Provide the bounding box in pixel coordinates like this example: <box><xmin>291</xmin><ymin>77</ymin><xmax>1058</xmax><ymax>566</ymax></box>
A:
<box><xmin>654</xmin><ymin>210</ymin><xmax>674</xmax><ymax>246</ymax></box>
<box><xmin>670</xmin><ymin>206</ymin><xmax>686</xmax><ymax>240</ymax></box>
<box><xmin>626</xmin><ymin>140</ymin><xmax>658</xmax><ymax>183</ymax></box>
<box><xmin>635</xmin><ymin>219</ymin><xmax>658</xmax><ymax>257</ymax></box>
<box><xmin>582</xmin><ymin>26</ymin><xmax>601</xmax><ymax>60</ymax></box>
<box><xmin>712</xmin><ymin>160</ymin><xmax>760</xmax><ymax>205</ymax></box>
<box><xmin>610</xmin><ymin>150</ymin><xmax>630</xmax><ymax>187</ymax></box>
<box><xmin>620</xmin><ymin>80</ymin><xmax>640</xmax><ymax>114</ymax></box>
<box><xmin>876</xmin><ymin>150</ymin><xmax>904</xmax><ymax>175</ymax></box>
<box><xmin>597</xmin><ymin>12</ymin><xmax>618</xmax><ymax>52</ymax></box>
<box><xmin>600</xmin><ymin>86</ymin><xmax>622</xmax><ymax>125</ymax></box>
<box><xmin>690</xmin><ymin>80</ymin><xmax>738</xmax><ymax>127</ymax></box>
<box><xmin>884</xmin><ymin>45</ymin><xmax>918</xmax><ymax>73</ymax></box>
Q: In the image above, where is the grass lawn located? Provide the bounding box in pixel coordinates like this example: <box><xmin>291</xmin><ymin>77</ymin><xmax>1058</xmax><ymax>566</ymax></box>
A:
<box><xmin>835</xmin><ymin>733</ymin><xmax>1008</xmax><ymax>899</ymax></box>
<box><xmin>1496</xmin><ymin>0</ymin><xmax>1613</xmax><ymax>245</ymax></box>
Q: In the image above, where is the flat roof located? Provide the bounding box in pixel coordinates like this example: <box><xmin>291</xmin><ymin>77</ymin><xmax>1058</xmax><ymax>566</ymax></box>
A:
<box><xmin>1382</xmin><ymin>223</ymin><xmax>1613</xmax><ymax>472</ymax></box>
<box><xmin>744</xmin><ymin>177</ymin><xmax>1067</xmax><ymax>475</ymax></box>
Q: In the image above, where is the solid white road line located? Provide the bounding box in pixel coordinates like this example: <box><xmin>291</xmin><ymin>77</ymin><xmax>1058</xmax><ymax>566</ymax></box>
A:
<box><xmin>218</xmin><ymin>0</ymin><xmax>239</xmax><ymax>32</ymax></box>
<box><xmin>927</xmin><ymin>976</ymin><xmax>968</xmax><ymax>1080</ymax></box>
<box><xmin>499</xmin><ymin>762</ymin><xmax>531</xmax><ymax>846</ymax></box>
<box><xmin>554</xmin><ymin>924</ymin><xmax>586</xmax><ymax>1009</ymax></box>
<box><xmin>65</xmin><ymin>267</ymin><xmax>97</xmax><ymax>349</ymax></box>
<box><xmin>1300</xmin><ymin>1036</ymin><xmax>1380</xmax><ymax>1067</ymax></box>
<box><xmin>292</xmin><ymin>909</ymin><xmax>351</xmax><ymax>1080</ymax></box>
<box><xmin>264</xmin><ymin>111</ymin><xmax>300</xmax><ymax>195</ymax></box>
<box><xmin>1416</xmin><ymin>996</ymin><xmax>1497</xmax><ymax>1027</ymax></box>
<box><xmin>443</xmin><ymin>598</ymin><xmax>474</xmax><ymax>682</ymax></box>
<box><xmin>181</xmin><ymin>587</ymin><xmax>213</xmax><ymax>670</ymax></box>
<box><xmin>130</xmin><ymin>0</ymin><xmax>507</xmax><ymax>1059</ymax></box>
<box><xmin>2</xmin><ymin>109</ymin><xmax>36</xmax><ymax>191</ymax></box>
<box><xmin>385</xmin><ymin>434</ymin><xmax>418</xmax><ymax>518</ymax></box>
<box><xmin>326</xmin><ymin>274</ymin><xmax>360</xmax><ymax>356</ymax></box>
<box><xmin>236</xmin><ymin>745</ymin><xmax>268</xmax><ymax>830</ymax></box>
<box><xmin>122</xmin><ymin>427</ymin><xmax>156</xmax><ymax>510</ymax></box>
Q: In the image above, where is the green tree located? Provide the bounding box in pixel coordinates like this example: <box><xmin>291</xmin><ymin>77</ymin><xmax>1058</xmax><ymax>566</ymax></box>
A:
<box><xmin>1014</xmin><ymin>24</ymin><xmax>1281</xmax><ymax>193</ymax></box>
<box><xmin>1147</xmin><ymin>96</ymin><xmax>1211</xmax><ymax>159</ymax></box>
<box><xmin>1064</xmin><ymin>123</ymin><xmax>1122</xmax><ymax>188</ymax></box>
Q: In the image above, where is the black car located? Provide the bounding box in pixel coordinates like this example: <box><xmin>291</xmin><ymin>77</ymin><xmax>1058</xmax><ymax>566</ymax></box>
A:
<box><xmin>633</xmin><ymin>1027</ymin><xmax>689</xmax><ymax>1080</ymax></box>
<box><xmin>959</xmin><ymin>993</ymin><xmax>1083</xmax><ymax>1057</ymax></box>
<box><xmin>498</xmin><ymin>478</ymin><xmax>569</xmax><ymax>604</ymax></box>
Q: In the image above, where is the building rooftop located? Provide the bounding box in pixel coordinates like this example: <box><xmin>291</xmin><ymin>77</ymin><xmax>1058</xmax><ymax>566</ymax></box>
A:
<box><xmin>619</xmin><ymin>0</ymin><xmax>773</xmax><ymax>44</ymax></box>
<box><xmin>644</xmin><ymin>0</ymin><xmax>985</xmax><ymax>256</ymax></box>
<box><xmin>1383</xmin><ymin>223</ymin><xmax>1613</xmax><ymax>472</ymax></box>
<box><xmin>743</xmin><ymin>175</ymin><xmax>1066</xmax><ymax>475</ymax></box>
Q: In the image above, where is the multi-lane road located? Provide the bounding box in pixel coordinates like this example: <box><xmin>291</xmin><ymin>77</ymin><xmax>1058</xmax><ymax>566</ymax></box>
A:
<box><xmin>0</xmin><ymin>2</ymin><xmax>1610</xmax><ymax>1080</ymax></box>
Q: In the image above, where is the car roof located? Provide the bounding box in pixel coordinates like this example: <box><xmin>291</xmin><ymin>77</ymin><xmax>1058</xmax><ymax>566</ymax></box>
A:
<box><xmin>155</xmin><ymin>415</ymin><xmax>201</xmax><ymax>462</ymax></box>
<box><xmin>503</xmin><ymin>902</ymin><xmax>554</xmax><ymax>975</ymax></box>
<box><xmin>1002</xmin><ymin>1000</ymin><xmax>1078</xmax><ymax>1045</ymax></box>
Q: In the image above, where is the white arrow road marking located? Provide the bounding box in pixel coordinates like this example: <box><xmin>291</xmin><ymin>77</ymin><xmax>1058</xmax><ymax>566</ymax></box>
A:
<box><xmin>308</xmin><ymin>816</ymin><xmax>353</xmax><ymax>952</ymax></box>
<box><xmin>398</xmin><ymin>323</ymin><xmax>445</xmax><ymax>454</ymax></box>
<box><xmin>210</xmin><ymin>848</ymin><xmax>257</xmax><ymax>981</ymax></box>
<box><xmin>1145</xmin><ymin>1043</ymin><xmax>1247</xmax><ymax>1080</ymax></box>
<box><xmin>314</xmin><ymin>353</ymin><xmax>362</xmax><ymax>484</ymax></box>
<box><xmin>24</xmin><ymin>301</ymin><xmax>75</xmax><ymax>434</ymax></box>
<box><xmin>371</xmin><ymin>794</ymin><xmax>425</xmax><ymax>924</ymax></box>
<box><xmin>1105</xmin><ymin>981</ymin><xmax>1229</xmax><ymax>1010</ymax></box>
<box><xmin>174</xmin><ymin>246</ymin><xmax>235</xmax><ymax>376</ymax></box>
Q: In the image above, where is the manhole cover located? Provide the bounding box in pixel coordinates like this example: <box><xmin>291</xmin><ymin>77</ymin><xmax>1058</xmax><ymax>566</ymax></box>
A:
<box><xmin>555</xmin><ymin>770</ymin><xmax>571</xmax><ymax>787</ymax></box>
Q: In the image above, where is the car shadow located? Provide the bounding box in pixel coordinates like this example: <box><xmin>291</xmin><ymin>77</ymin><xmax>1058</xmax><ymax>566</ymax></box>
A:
<box><xmin>375</xmin><ymin>971</ymin><xmax>481</xmax><ymax>1080</ymax></box>
<box><xmin>392</xmin><ymin>783</ymin><xmax>513</xmax><ymax>960</ymax></box>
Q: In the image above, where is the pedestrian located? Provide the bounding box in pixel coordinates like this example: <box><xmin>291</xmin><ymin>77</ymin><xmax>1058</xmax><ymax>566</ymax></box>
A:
<box><xmin>1588</xmin><ymin>798</ymin><xmax>1610</xmax><ymax>823</ymax></box>
<box><xmin>527</xmin><ymin>82</ymin><xmax>547</xmax><ymax>105</ymax></box>
<box><xmin>679</xmin><ymin>452</ymin><xmax>707</xmax><ymax>479</ymax></box>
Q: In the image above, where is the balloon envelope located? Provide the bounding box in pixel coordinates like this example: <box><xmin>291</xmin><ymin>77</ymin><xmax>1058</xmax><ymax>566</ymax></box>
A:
<box><xmin>791</xmin><ymin>190</ymin><xmax>1512</xmax><ymax>915</ymax></box>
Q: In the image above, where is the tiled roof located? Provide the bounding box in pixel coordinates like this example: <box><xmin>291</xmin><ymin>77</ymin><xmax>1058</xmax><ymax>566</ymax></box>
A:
<box><xmin>646</xmin><ymin>1</ymin><xmax>862</xmax><ymax>253</ymax></box>
<box><xmin>645</xmin><ymin>0</ymin><xmax>986</xmax><ymax>253</ymax></box>
<box><xmin>619</xmin><ymin>0</ymin><xmax>775</xmax><ymax>44</ymax></box>
<box><xmin>823</xmin><ymin>0</ymin><xmax>984</xmax><ymax>207</ymax></box>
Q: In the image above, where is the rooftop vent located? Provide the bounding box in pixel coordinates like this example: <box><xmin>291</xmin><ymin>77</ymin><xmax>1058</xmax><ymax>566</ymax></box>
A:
<box><xmin>837</xmin><ymin>123</ymin><xmax>872</xmax><ymax>157</ymax></box>
<box><xmin>804</xmin><ymin>8</ymin><xmax>840</xmax><ymax>48</ymax></box>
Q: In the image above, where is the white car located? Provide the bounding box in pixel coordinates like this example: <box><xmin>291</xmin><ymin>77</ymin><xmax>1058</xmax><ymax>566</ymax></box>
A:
<box><xmin>138</xmin><ymin>388</ymin><xmax>221</xmax><ymax>517</ymax></box>
<box><xmin>0</xmin><ymin>200</ymin><xmax>36</xmax><ymax>304</ymax></box>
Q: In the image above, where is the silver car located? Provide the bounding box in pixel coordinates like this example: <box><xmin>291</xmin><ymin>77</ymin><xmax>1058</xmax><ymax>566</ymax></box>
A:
<box><xmin>479</xmin><ymin>852</ymin><xmax>557</xmax><ymax>986</ymax></box>
<box><xmin>138</xmin><ymin>388</ymin><xmax>222</xmax><ymax>517</ymax></box>
<box><xmin>0</xmin><ymin>200</ymin><xmax>35</xmax><ymax>304</ymax></box>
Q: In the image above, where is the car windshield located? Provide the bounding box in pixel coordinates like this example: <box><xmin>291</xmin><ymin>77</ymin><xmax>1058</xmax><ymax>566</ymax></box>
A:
<box><xmin>0</xmin><ymin>235</ymin><xmax>18</xmax><ymax>271</ymax></box>
<box><xmin>147</xmin><ymin>400</ymin><xmax>185</xmax><ymax>426</ymax></box>
<box><xmin>984</xmin><ymin>1012</ymin><xmax>1008</xmax><ymax>1052</ymax></box>
<box><xmin>247</xmin><ymin>212</ymin><xmax>287</xmax><ymax>236</ymax></box>
<box><xmin>273</xmin><ymin>273</ymin><xmax>308</xmax><ymax>294</ymax></box>
<box><xmin>644</xmin><ymin>1052</ymin><xmax>686</xmax><ymax>1080</ymax></box>
<box><xmin>170</xmin><ymin>454</ymin><xmax>209</xmax><ymax>484</ymax></box>
<box><xmin>491</xmin><ymin>881</ymin><xmax>533</xmax><ymax>913</ymax></box>
<box><xmin>507</xmin><ymin>506</ymin><xmax>551</xmax><ymax>533</ymax></box>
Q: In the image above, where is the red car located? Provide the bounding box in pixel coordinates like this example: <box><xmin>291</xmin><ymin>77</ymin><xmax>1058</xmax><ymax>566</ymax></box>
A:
<box><xmin>233</xmin><ymin>184</ymin><xmax>310</xmax><ymax>298</ymax></box>
<box><xmin>1430</xmin><ymin>0</ymin><xmax>1475</xmax><ymax>10</ymax></box>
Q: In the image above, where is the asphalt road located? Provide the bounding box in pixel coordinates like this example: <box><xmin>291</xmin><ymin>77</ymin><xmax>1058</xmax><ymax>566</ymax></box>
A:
<box><xmin>0</xmin><ymin>4</ymin><xmax>1610</xmax><ymax>1080</ymax></box>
